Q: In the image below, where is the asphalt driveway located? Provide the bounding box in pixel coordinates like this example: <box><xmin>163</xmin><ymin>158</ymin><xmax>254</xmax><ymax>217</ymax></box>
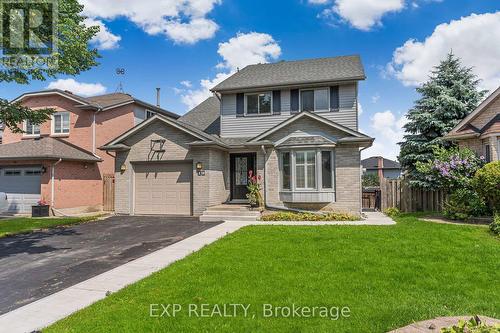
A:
<box><xmin>0</xmin><ymin>216</ymin><xmax>220</xmax><ymax>315</ymax></box>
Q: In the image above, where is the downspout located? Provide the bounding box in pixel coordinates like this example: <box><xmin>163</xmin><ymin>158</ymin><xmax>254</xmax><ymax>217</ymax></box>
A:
<box><xmin>92</xmin><ymin>112</ymin><xmax>96</xmax><ymax>154</ymax></box>
<box><xmin>260</xmin><ymin>145</ymin><xmax>267</xmax><ymax>207</ymax></box>
<box><xmin>51</xmin><ymin>158</ymin><xmax>62</xmax><ymax>207</ymax></box>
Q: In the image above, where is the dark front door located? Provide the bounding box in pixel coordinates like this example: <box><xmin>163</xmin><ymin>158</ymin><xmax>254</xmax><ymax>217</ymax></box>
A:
<box><xmin>230</xmin><ymin>153</ymin><xmax>256</xmax><ymax>200</ymax></box>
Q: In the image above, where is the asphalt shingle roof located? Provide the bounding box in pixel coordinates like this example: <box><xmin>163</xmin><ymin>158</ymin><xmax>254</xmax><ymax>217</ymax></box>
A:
<box><xmin>212</xmin><ymin>55</ymin><xmax>365</xmax><ymax>92</ymax></box>
<box><xmin>277</xmin><ymin>136</ymin><xmax>334</xmax><ymax>147</ymax></box>
<box><xmin>178</xmin><ymin>96</ymin><xmax>220</xmax><ymax>135</ymax></box>
<box><xmin>0</xmin><ymin>137</ymin><xmax>101</xmax><ymax>162</ymax></box>
<box><xmin>362</xmin><ymin>156</ymin><xmax>400</xmax><ymax>170</ymax></box>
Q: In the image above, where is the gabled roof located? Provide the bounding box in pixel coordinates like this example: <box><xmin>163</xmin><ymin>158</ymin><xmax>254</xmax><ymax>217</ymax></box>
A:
<box><xmin>101</xmin><ymin>114</ymin><xmax>227</xmax><ymax>150</ymax></box>
<box><xmin>277</xmin><ymin>136</ymin><xmax>336</xmax><ymax>147</ymax></box>
<box><xmin>249</xmin><ymin>111</ymin><xmax>372</xmax><ymax>142</ymax></box>
<box><xmin>11</xmin><ymin>89</ymin><xmax>179</xmax><ymax>119</ymax></box>
<box><xmin>362</xmin><ymin>156</ymin><xmax>400</xmax><ymax>170</ymax></box>
<box><xmin>446</xmin><ymin>86</ymin><xmax>500</xmax><ymax>138</ymax></box>
<box><xmin>211</xmin><ymin>55</ymin><xmax>365</xmax><ymax>92</ymax></box>
<box><xmin>178</xmin><ymin>96</ymin><xmax>220</xmax><ymax>135</ymax></box>
<box><xmin>0</xmin><ymin>136</ymin><xmax>101</xmax><ymax>162</ymax></box>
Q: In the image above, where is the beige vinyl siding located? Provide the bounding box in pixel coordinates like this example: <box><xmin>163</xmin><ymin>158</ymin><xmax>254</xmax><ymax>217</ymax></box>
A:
<box><xmin>220</xmin><ymin>84</ymin><xmax>358</xmax><ymax>137</ymax></box>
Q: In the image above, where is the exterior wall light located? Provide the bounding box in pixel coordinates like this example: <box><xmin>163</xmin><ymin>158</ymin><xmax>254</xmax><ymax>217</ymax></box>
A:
<box><xmin>196</xmin><ymin>162</ymin><xmax>203</xmax><ymax>171</ymax></box>
<box><xmin>120</xmin><ymin>164</ymin><xmax>127</xmax><ymax>173</ymax></box>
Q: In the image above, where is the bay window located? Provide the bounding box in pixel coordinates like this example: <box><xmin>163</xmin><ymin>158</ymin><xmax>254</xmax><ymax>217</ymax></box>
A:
<box><xmin>246</xmin><ymin>92</ymin><xmax>272</xmax><ymax>115</ymax></box>
<box><xmin>52</xmin><ymin>112</ymin><xmax>70</xmax><ymax>134</ymax></box>
<box><xmin>300</xmin><ymin>88</ymin><xmax>329</xmax><ymax>112</ymax></box>
<box><xmin>280</xmin><ymin>149</ymin><xmax>335</xmax><ymax>191</ymax></box>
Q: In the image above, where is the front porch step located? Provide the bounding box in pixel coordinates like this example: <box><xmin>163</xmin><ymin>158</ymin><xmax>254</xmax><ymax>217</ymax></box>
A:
<box><xmin>199</xmin><ymin>204</ymin><xmax>261</xmax><ymax>222</ymax></box>
<box><xmin>203</xmin><ymin>210</ymin><xmax>260</xmax><ymax>217</ymax></box>
<box><xmin>199</xmin><ymin>215</ymin><xmax>258</xmax><ymax>222</ymax></box>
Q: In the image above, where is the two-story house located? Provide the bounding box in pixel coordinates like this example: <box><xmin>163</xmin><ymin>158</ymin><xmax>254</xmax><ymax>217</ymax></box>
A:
<box><xmin>103</xmin><ymin>55</ymin><xmax>374</xmax><ymax>216</ymax></box>
<box><xmin>0</xmin><ymin>89</ymin><xmax>178</xmax><ymax>214</ymax></box>
<box><xmin>445</xmin><ymin>86</ymin><xmax>500</xmax><ymax>162</ymax></box>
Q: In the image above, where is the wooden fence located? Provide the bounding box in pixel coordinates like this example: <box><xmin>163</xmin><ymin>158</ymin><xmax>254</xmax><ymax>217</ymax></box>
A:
<box><xmin>103</xmin><ymin>174</ymin><xmax>115</xmax><ymax>212</ymax></box>
<box><xmin>380</xmin><ymin>178</ymin><xmax>448</xmax><ymax>212</ymax></box>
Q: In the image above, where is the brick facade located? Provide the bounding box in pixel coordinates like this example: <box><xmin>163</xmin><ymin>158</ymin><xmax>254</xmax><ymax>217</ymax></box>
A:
<box><xmin>1</xmin><ymin>94</ymin><xmax>143</xmax><ymax>212</ymax></box>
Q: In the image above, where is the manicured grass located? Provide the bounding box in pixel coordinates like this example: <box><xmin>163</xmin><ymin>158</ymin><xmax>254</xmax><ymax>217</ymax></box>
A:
<box><xmin>45</xmin><ymin>214</ymin><xmax>499</xmax><ymax>333</ymax></box>
<box><xmin>0</xmin><ymin>216</ymin><xmax>101</xmax><ymax>238</ymax></box>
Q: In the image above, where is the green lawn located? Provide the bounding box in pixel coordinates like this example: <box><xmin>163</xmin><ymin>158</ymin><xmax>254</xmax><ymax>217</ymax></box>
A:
<box><xmin>45</xmin><ymin>214</ymin><xmax>499</xmax><ymax>333</ymax></box>
<box><xmin>0</xmin><ymin>216</ymin><xmax>101</xmax><ymax>238</ymax></box>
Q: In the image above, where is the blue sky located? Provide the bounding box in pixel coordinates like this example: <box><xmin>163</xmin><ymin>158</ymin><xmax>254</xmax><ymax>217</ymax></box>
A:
<box><xmin>1</xmin><ymin>0</ymin><xmax>499</xmax><ymax>159</ymax></box>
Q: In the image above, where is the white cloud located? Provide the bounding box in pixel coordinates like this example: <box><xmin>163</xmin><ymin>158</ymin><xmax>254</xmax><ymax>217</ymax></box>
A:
<box><xmin>362</xmin><ymin>110</ymin><xmax>407</xmax><ymax>160</ymax></box>
<box><xmin>308</xmin><ymin>0</ymin><xmax>330</xmax><ymax>4</ymax></box>
<box><xmin>321</xmin><ymin>0</ymin><xmax>404</xmax><ymax>31</ymax></box>
<box><xmin>84</xmin><ymin>18</ymin><xmax>121</xmax><ymax>50</ymax></box>
<box><xmin>180</xmin><ymin>80</ymin><xmax>192</xmax><ymax>88</ymax></box>
<box><xmin>180</xmin><ymin>32</ymin><xmax>281</xmax><ymax>110</ymax></box>
<box><xmin>371</xmin><ymin>93</ymin><xmax>380</xmax><ymax>103</ymax></box>
<box><xmin>358</xmin><ymin>102</ymin><xmax>363</xmax><ymax>115</ymax></box>
<box><xmin>387</xmin><ymin>12</ymin><xmax>500</xmax><ymax>91</ymax></box>
<box><xmin>79</xmin><ymin>0</ymin><xmax>221</xmax><ymax>44</ymax></box>
<box><xmin>47</xmin><ymin>79</ymin><xmax>107</xmax><ymax>97</ymax></box>
<box><xmin>216</xmin><ymin>32</ymin><xmax>282</xmax><ymax>71</ymax></box>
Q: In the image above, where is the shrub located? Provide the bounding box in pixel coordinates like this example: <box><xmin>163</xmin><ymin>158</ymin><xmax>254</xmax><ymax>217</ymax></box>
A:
<box><xmin>473</xmin><ymin>161</ymin><xmax>500</xmax><ymax>213</ymax></box>
<box><xmin>246</xmin><ymin>170</ymin><xmax>263</xmax><ymax>207</ymax></box>
<box><xmin>490</xmin><ymin>213</ymin><xmax>500</xmax><ymax>236</ymax></box>
<box><xmin>443</xmin><ymin>188</ymin><xmax>487</xmax><ymax>221</ymax></box>
<box><xmin>384</xmin><ymin>207</ymin><xmax>400</xmax><ymax>218</ymax></box>
<box><xmin>441</xmin><ymin>315</ymin><xmax>500</xmax><ymax>333</ymax></box>
<box><xmin>261</xmin><ymin>211</ymin><xmax>359</xmax><ymax>222</ymax></box>
<box><xmin>362</xmin><ymin>174</ymin><xmax>380</xmax><ymax>187</ymax></box>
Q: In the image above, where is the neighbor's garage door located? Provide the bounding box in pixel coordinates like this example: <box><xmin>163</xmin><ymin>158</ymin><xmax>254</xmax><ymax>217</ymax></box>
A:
<box><xmin>134</xmin><ymin>163</ymin><xmax>192</xmax><ymax>215</ymax></box>
<box><xmin>0</xmin><ymin>167</ymin><xmax>42</xmax><ymax>213</ymax></box>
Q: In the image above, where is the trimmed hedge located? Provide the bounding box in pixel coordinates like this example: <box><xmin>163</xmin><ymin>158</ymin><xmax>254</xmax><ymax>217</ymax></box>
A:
<box><xmin>261</xmin><ymin>211</ymin><xmax>360</xmax><ymax>222</ymax></box>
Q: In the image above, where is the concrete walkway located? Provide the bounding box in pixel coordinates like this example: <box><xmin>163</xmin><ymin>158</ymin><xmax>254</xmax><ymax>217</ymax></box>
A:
<box><xmin>0</xmin><ymin>212</ymin><xmax>394</xmax><ymax>333</ymax></box>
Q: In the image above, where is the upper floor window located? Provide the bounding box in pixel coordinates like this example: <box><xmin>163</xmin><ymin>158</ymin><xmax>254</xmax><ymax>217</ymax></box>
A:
<box><xmin>145</xmin><ymin>110</ymin><xmax>155</xmax><ymax>119</ymax></box>
<box><xmin>300</xmin><ymin>88</ymin><xmax>329</xmax><ymax>112</ymax></box>
<box><xmin>245</xmin><ymin>92</ymin><xmax>272</xmax><ymax>115</ymax></box>
<box><xmin>24</xmin><ymin>120</ymin><xmax>40</xmax><ymax>136</ymax></box>
<box><xmin>52</xmin><ymin>112</ymin><xmax>70</xmax><ymax>134</ymax></box>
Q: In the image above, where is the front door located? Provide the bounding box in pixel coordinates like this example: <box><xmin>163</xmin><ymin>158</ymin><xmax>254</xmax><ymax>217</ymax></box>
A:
<box><xmin>230</xmin><ymin>153</ymin><xmax>256</xmax><ymax>200</ymax></box>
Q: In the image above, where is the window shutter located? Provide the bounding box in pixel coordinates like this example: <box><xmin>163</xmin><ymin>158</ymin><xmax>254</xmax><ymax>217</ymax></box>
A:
<box><xmin>290</xmin><ymin>89</ymin><xmax>299</xmax><ymax>113</ymax></box>
<box><xmin>236</xmin><ymin>93</ymin><xmax>244</xmax><ymax>117</ymax></box>
<box><xmin>330</xmin><ymin>86</ymin><xmax>339</xmax><ymax>111</ymax></box>
<box><xmin>485</xmin><ymin>145</ymin><xmax>491</xmax><ymax>163</ymax></box>
<box><xmin>273</xmin><ymin>90</ymin><xmax>281</xmax><ymax>115</ymax></box>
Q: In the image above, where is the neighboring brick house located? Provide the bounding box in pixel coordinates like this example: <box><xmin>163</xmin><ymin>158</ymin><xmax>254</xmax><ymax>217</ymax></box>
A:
<box><xmin>445</xmin><ymin>86</ymin><xmax>500</xmax><ymax>162</ymax></box>
<box><xmin>362</xmin><ymin>156</ymin><xmax>401</xmax><ymax>180</ymax></box>
<box><xmin>103</xmin><ymin>55</ymin><xmax>374</xmax><ymax>216</ymax></box>
<box><xmin>0</xmin><ymin>89</ymin><xmax>178</xmax><ymax>214</ymax></box>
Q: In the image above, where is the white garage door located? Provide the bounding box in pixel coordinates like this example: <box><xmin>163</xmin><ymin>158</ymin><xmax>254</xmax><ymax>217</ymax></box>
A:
<box><xmin>134</xmin><ymin>163</ymin><xmax>192</xmax><ymax>215</ymax></box>
<box><xmin>0</xmin><ymin>167</ymin><xmax>42</xmax><ymax>213</ymax></box>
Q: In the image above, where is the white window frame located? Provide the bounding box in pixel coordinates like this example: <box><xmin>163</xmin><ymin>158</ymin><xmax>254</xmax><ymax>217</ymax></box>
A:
<box><xmin>280</xmin><ymin>148</ymin><xmax>336</xmax><ymax>192</ymax></box>
<box><xmin>295</xmin><ymin>150</ymin><xmax>317</xmax><ymax>190</ymax></box>
<box><xmin>299</xmin><ymin>87</ymin><xmax>330</xmax><ymax>112</ymax></box>
<box><xmin>51</xmin><ymin>112</ymin><xmax>70</xmax><ymax>135</ymax></box>
<box><xmin>23</xmin><ymin>120</ymin><xmax>40</xmax><ymax>137</ymax></box>
<box><xmin>244</xmin><ymin>92</ymin><xmax>273</xmax><ymax>116</ymax></box>
<box><xmin>145</xmin><ymin>110</ymin><xmax>155</xmax><ymax>119</ymax></box>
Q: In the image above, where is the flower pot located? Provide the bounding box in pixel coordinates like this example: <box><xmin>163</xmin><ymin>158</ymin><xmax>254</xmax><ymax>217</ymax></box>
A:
<box><xmin>32</xmin><ymin>205</ymin><xmax>50</xmax><ymax>217</ymax></box>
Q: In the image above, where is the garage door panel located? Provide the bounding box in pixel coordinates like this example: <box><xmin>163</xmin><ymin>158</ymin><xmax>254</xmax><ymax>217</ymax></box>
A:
<box><xmin>134</xmin><ymin>163</ymin><xmax>192</xmax><ymax>215</ymax></box>
<box><xmin>0</xmin><ymin>167</ymin><xmax>42</xmax><ymax>213</ymax></box>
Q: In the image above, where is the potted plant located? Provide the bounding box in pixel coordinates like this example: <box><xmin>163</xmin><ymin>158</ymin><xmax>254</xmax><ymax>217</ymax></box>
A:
<box><xmin>32</xmin><ymin>199</ymin><xmax>50</xmax><ymax>217</ymax></box>
<box><xmin>246</xmin><ymin>170</ymin><xmax>263</xmax><ymax>208</ymax></box>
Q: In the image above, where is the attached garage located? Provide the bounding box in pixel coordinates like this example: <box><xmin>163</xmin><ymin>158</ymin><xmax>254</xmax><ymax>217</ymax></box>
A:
<box><xmin>134</xmin><ymin>162</ymin><xmax>192</xmax><ymax>215</ymax></box>
<box><xmin>0</xmin><ymin>166</ymin><xmax>42</xmax><ymax>213</ymax></box>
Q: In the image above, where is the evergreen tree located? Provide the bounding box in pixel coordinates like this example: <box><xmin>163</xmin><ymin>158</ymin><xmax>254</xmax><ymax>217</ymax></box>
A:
<box><xmin>399</xmin><ymin>53</ymin><xmax>487</xmax><ymax>188</ymax></box>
